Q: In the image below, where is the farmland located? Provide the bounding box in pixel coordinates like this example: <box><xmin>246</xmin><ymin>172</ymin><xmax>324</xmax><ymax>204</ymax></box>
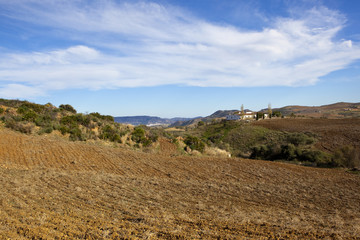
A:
<box><xmin>1</xmin><ymin>128</ymin><xmax>360</xmax><ymax>239</ymax></box>
<box><xmin>253</xmin><ymin>118</ymin><xmax>360</xmax><ymax>152</ymax></box>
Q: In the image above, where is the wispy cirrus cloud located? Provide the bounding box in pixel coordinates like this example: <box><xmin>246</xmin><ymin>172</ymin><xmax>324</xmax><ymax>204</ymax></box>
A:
<box><xmin>0</xmin><ymin>0</ymin><xmax>359</xmax><ymax>98</ymax></box>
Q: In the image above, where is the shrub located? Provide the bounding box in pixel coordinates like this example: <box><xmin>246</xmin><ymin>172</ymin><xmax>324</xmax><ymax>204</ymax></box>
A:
<box><xmin>17</xmin><ymin>105</ymin><xmax>29</xmax><ymax>114</ymax></box>
<box><xmin>16</xmin><ymin>122</ymin><xmax>34</xmax><ymax>134</ymax></box>
<box><xmin>131</xmin><ymin>126</ymin><xmax>147</xmax><ymax>144</ymax></box>
<box><xmin>90</xmin><ymin>112</ymin><xmax>114</xmax><ymax>122</ymax></box>
<box><xmin>6</xmin><ymin>121</ymin><xmax>35</xmax><ymax>134</ymax></box>
<box><xmin>34</xmin><ymin>115</ymin><xmax>52</xmax><ymax>127</ymax></box>
<box><xmin>333</xmin><ymin>146</ymin><xmax>360</xmax><ymax>168</ymax></box>
<box><xmin>17</xmin><ymin>102</ymin><xmax>45</xmax><ymax>114</ymax></box>
<box><xmin>100</xmin><ymin>125</ymin><xmax>122</xmax><ymax>143</ymax></box>
<box><xmin>299</xmin><ymin>149</ymin><xmax>328</xmax><ymax>163</ymax></box>
<box><xmin>286</xmin><ymin>133</ymin><xmax>315</xmax><ymax>146</ymax></box>
<box><xmin>4</xmin><ymin>117</ymin><xmax>16</xmax><ymax>129</ymax></box>
<box><xmin>197</xmin><ymin>121</ymin><xmax>205</xmax><ymax>127</ymax></box>
<box><xmin>57</xmin><ymin>125</ymin><xmax>69</xmax><ymax>135</ymax></box>
<box><xmin>59</xmin><ymin>104</ymin><xmax>77</xmax><ymax>113</ymax></box>
<box><xmin>281</xmin><ymin>144</ymin><xmax>297</xmax><ymax>160</ymax></box>
<box><xmin>0</xmin><ymin>108</ymin><xmax>4</xmax><ymax>114</ymax></box>
<box><xmin>69</xmin><ymin>127</ymin><xmax>85</xmax><ymax>141</ymax></box>
<box><xmin>22</xmin><ymin>111</ymin><xmax>38</xmax><ymax>122</ymax></box>
<box><xmin>184</xmin><ymin>135</ymin><xmax>205</xmax><ymax>153</ymax></box>
<box><xmin>147</xmin><ymin>130</ymin><xmax>159</xmax><ymax>143</ymax></box>
<box><xmin>38</xmin><ymin>126</ymin><xmax>53</xmax><ymax>135</ymax></box>
<box><xmin>250</xmin><ymin>145</ymin><xmax>270</xmax><ymax>159</ymax></box>
<box><xmin>60</xmin><ymin>114</ymin><xmax>90</xmax><ymax>127</ymax></box>
<box><xmin>250</xmin><ymin>144</ymin><xmax>282</xmax><ymax>160</ymax></box>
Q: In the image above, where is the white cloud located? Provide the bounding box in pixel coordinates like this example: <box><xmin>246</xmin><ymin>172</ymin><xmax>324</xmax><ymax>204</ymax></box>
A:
<box><xmin>0</xmin><ymin>84</ymin><xmax>45</xmax><ymax>99</ymax></box>
<box><xmin>0</xmin><ymin>1</ymin><xmax>359</xmax><ymax>98</ymax></box>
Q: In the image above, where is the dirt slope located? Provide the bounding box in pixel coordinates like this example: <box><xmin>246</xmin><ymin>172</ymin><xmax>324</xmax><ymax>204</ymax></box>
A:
<box><xmin>1</xmin><ymin>128</ymin><xmax>360</xmax><ymax>239</ymax></box>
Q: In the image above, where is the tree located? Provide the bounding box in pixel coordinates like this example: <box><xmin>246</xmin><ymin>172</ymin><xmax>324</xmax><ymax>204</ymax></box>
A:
<box><xmin>240</xmin><ymin>104</ymin><xmax>244</xmax><ymax>118</ymax></box>
<box><xmin>272</xmin><ymin>111</ymin><xmax>282</xmax><ymax>118</ymax></box>
<box><xmin>256</xmin><ymin>112</ymin><xmax>264</xmax><ymax>120</ymax></box>
<box><xmin>268</xmin><ymin>103</ymin><xmax>272</xmax><ymax>119</ymax></box>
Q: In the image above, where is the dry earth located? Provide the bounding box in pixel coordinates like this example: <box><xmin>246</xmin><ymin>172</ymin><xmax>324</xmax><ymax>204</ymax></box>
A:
<box><xmin>0</xmin><ymin>128</ymin><xmax>360</xmax><ymax>239</ymax></box>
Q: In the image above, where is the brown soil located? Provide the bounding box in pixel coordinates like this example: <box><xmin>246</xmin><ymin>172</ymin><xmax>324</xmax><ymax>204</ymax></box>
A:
<box><xmin>1</xmin><ymin>128</ymin><xmax>360</xmax><ymax>239</ymax></box>
<box><xmin>253</xmin><ymin>118</ymin><xmax>360</xmax><ymax>153</ymax></box>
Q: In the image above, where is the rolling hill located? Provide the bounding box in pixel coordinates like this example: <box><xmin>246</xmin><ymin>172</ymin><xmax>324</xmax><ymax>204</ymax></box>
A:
<box><xmin>266</xmin><ymin>102</ymin><xmax>360</xmax><ymax>118</ymax></box>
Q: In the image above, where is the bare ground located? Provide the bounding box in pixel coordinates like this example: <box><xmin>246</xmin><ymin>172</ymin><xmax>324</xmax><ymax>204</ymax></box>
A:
<box><xmin>0</xmin><ymin>128</ymin><xmax>360</xmax><ymax>239</ymax></box>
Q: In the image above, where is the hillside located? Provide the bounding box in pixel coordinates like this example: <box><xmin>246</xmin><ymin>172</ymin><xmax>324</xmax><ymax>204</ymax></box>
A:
<box><xmin>0</xmin><ymin>99</ymin><xmax>161</xmax><ymax>148</ymax></box>
<box><xmin>253</xmin><ymin>118</ymin><xmax>360</xmax><ymax>153</ymax></box>
<box><xmin>1</xmin><ymin>128</ymin><xmax>360</xmax><ymax>239</ymax></box>
<box><xmin>267</xmin><ymin>102</ymin><xmax>360</xmax><ymax>118</ymax></box>
<box><xmin>170</xmin><ymin>102</ymin><xmax>360</xmax><ymax>127</ymax></box>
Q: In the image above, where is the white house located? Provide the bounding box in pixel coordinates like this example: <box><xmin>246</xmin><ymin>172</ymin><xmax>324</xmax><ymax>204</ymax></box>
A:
<box><xmin>242</xmin><ymin>111</ymin><xmax>256</xmax><ymax>119</ymax></box>
<box><xmin>226</xmin><ymin>111</ymin><xmax>257</xmax><ymax>120</ymax></box>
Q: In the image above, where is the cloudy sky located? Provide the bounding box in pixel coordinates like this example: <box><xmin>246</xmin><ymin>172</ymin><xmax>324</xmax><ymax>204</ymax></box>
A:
<box><xmin>1</xmin><ymin>0</ymin><xmax>360</xmax><ymax>117</ymax></box>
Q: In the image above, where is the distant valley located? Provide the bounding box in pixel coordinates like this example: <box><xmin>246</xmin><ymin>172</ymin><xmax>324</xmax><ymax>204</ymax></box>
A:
<box><xmin>115</xmin><ymin>102</ymin><xmax>360</xmax><ymax>126</ymax></box>
<box><xmin>114</xmin><ymin>116</ymin><xmax>199</xmax><ymax>126</ymax></box>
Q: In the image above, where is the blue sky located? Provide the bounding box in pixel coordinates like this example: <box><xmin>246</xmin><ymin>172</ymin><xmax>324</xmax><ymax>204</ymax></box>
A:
<box><xmin>1</xmin><ymin>0</ymin><xmax>360</xmax><ymax>118</ymax></box>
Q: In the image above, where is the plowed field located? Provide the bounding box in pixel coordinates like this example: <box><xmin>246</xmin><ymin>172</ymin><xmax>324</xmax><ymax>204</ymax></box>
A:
<box><xmin>1</xmin><ymin>128</ymin><xmax>360</xmax><ymax>239</ymax></box>
<box><xmin>253</xmin><ymin>118</ymin><xmax>360</xmax><ymax>152</ymax></box>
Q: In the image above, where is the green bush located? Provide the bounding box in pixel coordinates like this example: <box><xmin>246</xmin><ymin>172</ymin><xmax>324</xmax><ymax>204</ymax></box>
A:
<box><xmin>250</xmin><ymin>145</ymin><xmax>270</xmax><ymax>159</ymax></box>
<box><xmin>38</xmin><ymin>125</ymin><xmax>54</xmax><ymax>135</ymax></box>
<box><xmin>17</xmin><ymin>102</ymin><xmax>45</xmax><ymax>114</ymax></box>
<box><xmin>22</xmin><ymin>111</ymin><xmax>38</xmax><ymax>122</ymax></box>
<box><xmin>60</xmin><ymin>114</ymin><xmax>90</xmax><ymax>127</ymax></box>
<box><xmin>333</xmin><ymin>146</ymin><xmax>360</xmax><ymax>168</ymax></box>
<box><xmin>59</xmin><ymin>104</ymin><xmax>77</xmax><ymax>113</ymax></box>
<box><xmin>69</xmin><ymin>127</ymin><xmax>85</xmax><ymax>141</ymax></box>
<box><xmin>130</xmin><ymin>126</ymin><xmax>157</xmax><ymax>147</ymax></box>
<box><xmin>89</xmin><ymin>112</ymin><xmax>114</xmax><ymax>122</ymax></box>
<box><xmin>131</xmin><ymin>127</ymin><xmax>146</xmax><ymax>144</ymax></box>
<box><xmin>4</xmin><ymin>117</ymin><xmax>16</xmax><ymax>129</ymax></box>
<box><xmin>184</xmin><ymin>135</ymin><xmax>205</xmax><ymax>153</ymax></box>
<box><xmin>0</xmin><ymin>108</ymin><xmax>4</xmax><ymax>114</ymax></box>
<box><xmin>197</xmin><ymin>121</ymin><xmax>205</xmax><ymax>127</ymax></box>
<box><xmin>17</xmin><ymin>105</ymin><xmax>29</xmax><ymax>114</ymax></box>
<box><xmin>299</xmin><ymin>149</ymin><xmax>331</xmax><ymax>164</ymax></box>
<box><xmin>5</xmin><ymin>120</ymin><xmax>34</xmax><ymax>134</ymax></box>
<box><xmin>100</xmin><ymin>125</ymin><xmax>122</xmax><ymax>143</ymax></box>
<box><xmin>58</xmin><ymin>125</ymin><xmax>69</xmax><ymax>135</ymax></box>
<box><xmin>34</xmin><ymin>115</ymin><xmax>52</xmax><ymax>127</ymax></box>
<box><xmin>281</xmin><ymin>143</ymin><xmax>297</xmax><ymax>160</ymax></box>
<box><xmin>286</xmin><ymin>133</ymin><xmax>315</xmax><ymax>146</ymax></box>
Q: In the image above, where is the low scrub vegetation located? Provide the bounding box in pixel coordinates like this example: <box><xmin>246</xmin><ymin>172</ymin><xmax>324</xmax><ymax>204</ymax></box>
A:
<box><xmin>173</xmin><ymin>119</ymin><xmax>359</xmax><ymax>168</ymax></box>
<box><xmin>184</xmin><ymin>135</ymin><xmax>205</xmax><ymax>153</ymax></box>
<box><xmin>0</xmin><ymin>99</ymin><xmax>156</xmax><ymax>147</ymax></box>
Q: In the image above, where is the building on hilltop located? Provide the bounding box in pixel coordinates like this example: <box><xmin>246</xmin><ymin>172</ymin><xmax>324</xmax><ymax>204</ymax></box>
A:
<box><xmin>226</xmin><ymin>111</ymin><xmax>269</xmax><ymax>121</ymax></box>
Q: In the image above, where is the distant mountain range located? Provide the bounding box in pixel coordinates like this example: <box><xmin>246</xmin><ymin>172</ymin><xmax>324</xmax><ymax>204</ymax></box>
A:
<box><xmin>114</xmin><ymin>116</ymin><xmax>199</xmax><ymax>126</ymax></box>
<box><xmin>115</xmin><ymin>102</ymin><xmax>360</xmax><ymax>126</ymax></box>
